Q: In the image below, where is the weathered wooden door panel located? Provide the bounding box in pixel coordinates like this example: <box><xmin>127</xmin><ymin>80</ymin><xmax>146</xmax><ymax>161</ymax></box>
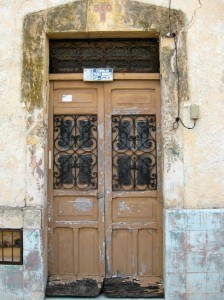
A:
<box><xmin>104</xmin><ymin>80</ymin><xmax>163</xmax><ymax>297</ymax></box>
<box><xmin>47</xmin><ymin>78</ymin><xmax>163</xmax><ymax>297</ymax></box>
<box><xmin>47</xmin><ymin>81</ymin><xmax>105</xmax><ymax>296</ymax></box>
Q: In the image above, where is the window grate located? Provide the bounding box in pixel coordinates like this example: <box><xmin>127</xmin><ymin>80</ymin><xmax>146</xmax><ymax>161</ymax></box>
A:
<box><xmin>0</xmin><ymin>229</ymin><xmax>23</xmax><ymax>265</ymax></box>
<box><xmin>53</xmin><ymin>115</ymin><xmax>98</xmax><ymax>190</ymax></box>
<box><xmin>112</xmin><ymin>115</ymin><xmax>157</xmax><ymax>191</ymax></box>
<box><xmin>49</xmin><ymin>39</ymin><xmax>159</xmax><ymax>73</ymax></box>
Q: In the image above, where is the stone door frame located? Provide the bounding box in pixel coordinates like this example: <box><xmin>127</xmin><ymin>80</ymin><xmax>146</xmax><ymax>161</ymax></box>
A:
<box><xmin>21</xmin><ymin>0</ymin><xmax>188</xmax><ymax>293</ymax></box>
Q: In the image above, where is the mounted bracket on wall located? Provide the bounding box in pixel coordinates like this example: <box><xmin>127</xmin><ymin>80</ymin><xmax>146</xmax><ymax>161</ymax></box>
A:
<box><xmin>190</xmin><ymin>104</ymin><xmax>199</xmax><ymax>120</ymax></box>
<box><xmin>173</xmin><ymin>104</ymin><xmax>199</xmax><ymax>130</ymax></box>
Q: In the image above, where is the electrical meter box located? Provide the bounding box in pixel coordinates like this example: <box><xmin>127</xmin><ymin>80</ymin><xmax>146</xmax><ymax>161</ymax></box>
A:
<box><xmin>190</xmin><ymin>104</ymin><xmax>199</xmax><ymax>120</ymax></box>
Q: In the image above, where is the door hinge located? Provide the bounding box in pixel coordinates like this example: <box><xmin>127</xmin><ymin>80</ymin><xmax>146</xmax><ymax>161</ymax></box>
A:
<box><xmin>98</xmin><ymin>192</ymin><xmax>103</xmax><ymax>199</ymax></box>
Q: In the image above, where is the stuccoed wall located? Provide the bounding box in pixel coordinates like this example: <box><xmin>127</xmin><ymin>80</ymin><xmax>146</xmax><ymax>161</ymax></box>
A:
<box><xmin>0</xmin><ymin>0</ymin><xmax>224</xmax><ymax>299</ymax></box>
<box><xmin>0</xmin><ymin>0</ymin><xmax>223</xmax><ymax>211</ymax></box>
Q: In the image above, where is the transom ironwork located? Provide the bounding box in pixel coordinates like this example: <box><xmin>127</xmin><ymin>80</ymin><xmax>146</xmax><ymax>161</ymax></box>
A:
<box><xmin>49</xmin><ymin>39</ymin><xmax>159</xmax><ymax>73</ymax></box>
<box><xmin>0</xmin><ymin>229</ymin><xmax>23</xmax><ymax>265</ymax></box>
<box><xmin>112</xmin><ymin>115</ymin><xmax>157</xmax><ymax>191</ymax></box>
<box><xmin>53</xmin><ymin>115</ymin><xmax>98</xmax><ymax>190</ymax></box>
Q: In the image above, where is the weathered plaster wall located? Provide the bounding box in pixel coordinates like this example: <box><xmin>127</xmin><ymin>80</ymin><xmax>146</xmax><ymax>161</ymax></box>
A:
<box><xmin>182</xmin><ymin>1</ymin><xmax>224</xmax><ymax>208</ymax></box>
<box><xmin>0</xmin><ymin>0</ymin><xmax>223</xmax><ymax>213</ymax></box>
<box><xmin>20</xmin><ymin>0</ymin><xmax>188</xmax><ymax>214</ymax></box>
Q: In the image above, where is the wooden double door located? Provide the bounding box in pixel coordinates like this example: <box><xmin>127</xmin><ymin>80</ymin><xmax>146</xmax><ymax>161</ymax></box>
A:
<box><xmin>47</xmin><ymin>76</ymin><xmax>163</xmax><ymax>297</ymax></box>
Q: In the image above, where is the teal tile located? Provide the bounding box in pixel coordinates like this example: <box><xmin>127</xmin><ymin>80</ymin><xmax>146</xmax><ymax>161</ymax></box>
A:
<box><xmin>1</xmin><ymin>294</ymin><xmax>23</xmax><ymax>300</ymax></box>
<box><xmin>165</xmin><ymin>273</ymin><xmax>186</xmax><ymax>293</ymax></box>
<box><xmin>205</xmin><ymin>294</ymin><xmax>224</xmax><ymax>300</ymax></box>
<box><xmin>219</xmin><ymin>273</ymin><xmax>224</xmax><ymax>292</ymax></box>
<box><xmin>186</xmin><ymin>211</ymin><xmax>207</xmax><ymax>231</ymax></box>
<box><xmin>186</xmin><ymin>231</ymin><xmax>207</xmax><ymax>252</ymax></box>
<box><xmin>206</xmin><ymin>273</ymin><xmax>220</xmax><ymax>294</ymax></box>
<box><xmin>0</xmin><ymin>271</ymin><xmax>5</xmax><ymax>293</ymax></box>
<box><xmin>186</xmin><ymin>294</ymin><xmax>206</xmax><ymax>300</ymax></box>
<box><xmin>186</xmin><ymin>273</ymin><xmax>206</xmax><ymax>293</ymax></box>
<box><xmin>165</xmin><ymin>252</ymin><xmax>186</xmax><ymax>272</ymax></box>
<box><xmin>24</xmin><ymin>292</ymin><xmax>45</xmax><ymax>300</ymax></box>
<box><xmin>186</xmin><ymin>252</ymin><xmax>206</xmax><ymax>273</ymax></box>
<box><xmin>165</xmin><ymin>293</ymin><xmax>186</xmax><ymax>300</ymax></box>
<box><xmin>166</xmin><ymin>231</ymin><xmax>186</xmax><ymax>252</ymax></box>
<box><xmin>166</xmin><ymin>210</ymin><xmax>187</xmax><ymax>231</ymax></box>
<box><xmin>207</xmin><ymin>230</ymin><xmax>224</xmax><ymax>253</ymax></box>
<box><xmin>24</xmin><ymin>270</ymin><xmax>45</xmax><ymax>293</ymax></box>
<box><xmin>0</xmin><ymin>265</ymin><xmax>23</xmax><ymax>271</ymax></box>
<box><xmin>207</xmin><ymin>211</ymin><xmax>224</xmax><ymax>231</ymax></box>
<box><xmin>4</xmin><ymin>270</ymin><xmax>23</xmax><ymax>292</ymax></box>
<box><xmin>207</xmin><ymin>253</ymin><xmax>224</xmax><ymax>272</ymax></box>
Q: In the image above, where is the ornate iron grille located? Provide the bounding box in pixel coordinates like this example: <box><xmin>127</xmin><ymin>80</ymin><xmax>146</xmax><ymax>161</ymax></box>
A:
<box><xmin>0</xmin><ymin>229</ymin><xmax>23</xmax><ymax>265</ymax></box>
<box><xmin>53</xmin><ymin>115</ymin><xmax>98</xmax><ymax>190</ymax></box>
<box><xmin>112</xmin><ymin>115</ymin><xmax>157</xmax><ymax>191</ymax></box>
<box><xmin>49</xmin><ymin>39</ymin><xmax>159</xmax><ymax>73</ymax></box>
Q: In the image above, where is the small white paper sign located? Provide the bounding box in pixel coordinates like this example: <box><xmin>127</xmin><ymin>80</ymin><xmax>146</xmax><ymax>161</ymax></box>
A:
<box><xmin>83</xmin><ymin>68</ymin><xmax>113</xmax><ymax>81</ymax></box>
<box><xmin>62</xmin><ymin>94</ymin><xmax>73</xmax><ymax>102</ymax></box>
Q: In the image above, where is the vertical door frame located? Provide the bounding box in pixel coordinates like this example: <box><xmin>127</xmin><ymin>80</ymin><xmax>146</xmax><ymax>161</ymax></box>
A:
<box><xmin>21</xmin><ymin>3</ymin><xmax>188</xmax><ymax>297</ymax></box>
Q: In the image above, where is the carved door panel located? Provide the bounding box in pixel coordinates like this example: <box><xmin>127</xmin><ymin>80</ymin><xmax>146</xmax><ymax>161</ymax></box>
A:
<box><xmin>104</xmin><ymin>80</ymin><xmax>163</xmax><ymax>297</ymax></box>
<box><xmin>47</xmin><ymin>81</ymin><xmax>105</xmax><ymax>296</ymax></box>
<box><xmin>47</xmin><ymin>78</ymin><xmax>163</xmax><ymax>297</ymax></box>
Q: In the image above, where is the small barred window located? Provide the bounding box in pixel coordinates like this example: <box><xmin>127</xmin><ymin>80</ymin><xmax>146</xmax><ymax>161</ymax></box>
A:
<box><xmin>0</xmin><ymin>229</ymin><xmax>23</xmax><ymax>265</ymax></box>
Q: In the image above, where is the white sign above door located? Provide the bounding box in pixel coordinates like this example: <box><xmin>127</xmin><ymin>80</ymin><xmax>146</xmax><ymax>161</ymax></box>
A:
<box><xmin>83</xmin><ymin>68</ymin><xmax>113</xmax><ymax>82</ymax></box>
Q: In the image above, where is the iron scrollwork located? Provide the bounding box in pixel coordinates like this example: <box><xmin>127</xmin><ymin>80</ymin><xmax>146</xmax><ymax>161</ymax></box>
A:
<box><xmin>49</xmin><ymin>39</ymin><xmax>159</xmax><ymax>73</ymax></box>
<box><xmin>53</xmin><ymin>115</ymin><xmax>98</xmax><ymax>190</ymax></box>
<box><xmin>112</xmin><ymin>115</ymin><xmax>157</xmax><ymax>191</ymax></box>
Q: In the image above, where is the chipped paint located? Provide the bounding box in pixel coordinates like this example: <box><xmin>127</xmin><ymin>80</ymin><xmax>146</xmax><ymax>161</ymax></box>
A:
<box><xmin>166</xmin><ymin>141</ymin><xmax>183</xmax><ymax>173</ymax></box>
<box><xmin>118</xmin><ymin>201</ymin><xmax>131</xmax><ymax>213</ymax></box>
<box><xmin>98</xmin><ymin>124</ymin><xmax>104</xmax><ymax>140</ymax></box>
<box><xmin>72</xmin><ymin>198</ymin><xmax>93</xmax><ymax>211</ymax></box>
<box><xmin>141</xmin><ymin>263</ymin><xmax>147</xmax><ymax>275</ymax></box>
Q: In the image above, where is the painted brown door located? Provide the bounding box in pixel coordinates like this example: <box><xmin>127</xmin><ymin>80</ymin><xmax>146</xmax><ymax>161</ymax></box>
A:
<box><xmin>47</xmin><ymin>77</ymin><xmax>163</xmax><ymax>297</ymax></box>
<box><xmin>47</xmin><ymin>81</ymin><xmax>105</xmax><ymax>296</ymax></box>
